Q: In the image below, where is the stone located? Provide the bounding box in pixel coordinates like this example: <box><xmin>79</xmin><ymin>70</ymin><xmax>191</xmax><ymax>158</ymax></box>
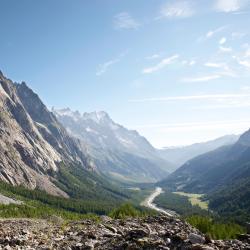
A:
<box><xmin>189</xmin><ymin>233</ymin><xmax>205</xmax><ymax>244</ymax></box>
<box><xmin>127</xmin><ymin>229</ymin><xmax>148</xmax><ymax>239</ymax></box>
<box><xmin>0</xmin><ymin>216</ymin><xmax>248</xmax><ymax>249</ymax></box>
<box><xmin>191</xmin><ymin>244</ymin><xmax>215</xmax><ymax>250</ymax></box>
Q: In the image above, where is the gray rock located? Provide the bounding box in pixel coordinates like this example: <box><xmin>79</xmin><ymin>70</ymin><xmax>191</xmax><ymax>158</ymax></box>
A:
<box><xmin>188</xmin><ymin>233</ymin><xmax>205</xmax><ymax>244</ymax></box>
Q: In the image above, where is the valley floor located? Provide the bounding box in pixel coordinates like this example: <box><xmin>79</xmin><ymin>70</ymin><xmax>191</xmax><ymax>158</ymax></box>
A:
<box><xmin>0</xmin><ymin>216</ymin><xmax>249</xmax><ymax>249</ymax></box>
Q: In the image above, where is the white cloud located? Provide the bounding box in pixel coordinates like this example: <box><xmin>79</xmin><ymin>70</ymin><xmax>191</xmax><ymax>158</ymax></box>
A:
<box><xmin>129</xmin><ymin>93</ymin><xmax>250</xmax><ymax>103</ymax></box>
<box><xmin>238</xmin><ymin>60</ymin><xmax>250</xmax><ymax>68</ymax></box>
<box><xmin>96</xmin><ymin>59</ymin><xmax>119</xmax><ymax>76</ymax></box>
<box><xmin>231</xmin><ymin>32</ymin><xmax>247</xmax><ymax>39</ymax></box>
<box><xmin>142</xmin><ymin>54</ymin><xmax>179</xmax><ymax>74</ymax></box>
<box><xmin>204</xmin><ymin>62</ymin><xmax>225</xmax><ymax>68</ymax></box>
<box><xmin>133</xmin><ymin>119</ymin><xmax>250</xmax><ymax>131</ymax></box>
<box><xmin>189</xmin><ymin>60</ymin><xmax>196</xmax><ymax>66</ymax></box>
<box><xmin>159</xmin><ymin>1</ymin><xmax>195</xmax><ymax>19</ymax></box>
<box><xmin>113</xmin><ymin>12</ymin><xmax>140</xmax><ymax>30</ymax></box>
<box><xmin>214</xmin><ymin>0</ymin><xmax>248</xmax><ymax>12</ymax></box>
<box><xmin>96</xmin><ymin>51</ymin><xmax>127</xmax><ymax>76</ymax></box>
<box><xmin>219</xmin><ymin>37</ymin><xmax>227</xmax><ymax>44</ymax></box>
<box><xmin>219</xmin><ymin>46</ymin><xmax>233</xmax><ymax>53</ymax></box>
<box><xmin>181</xmin><ymin>74</ymin><xmax>221</xmax><ymax>82</ymax></box>
<box><xmin>198</xmin><ymin>26</ymin><xmax>225</xmax><ymax>42</ymax></box>
<box><xmin>206</xmin><ymin>26</ymin><xmax>225</xmax><ymax>39</ymax></box>
<box><xmin>204</xmin><ymin>62</ymin><xmax>236</xmax><ymax>76</ymax></box>
<box><xmin>182</xmin><ymin>59</ymin><xmax>196</xmax><ymax>66</ymax></box>
<box><xmin>145</xmin><ymin>54</ymin><xmax>161</xmax><ymax>60</ymax></box>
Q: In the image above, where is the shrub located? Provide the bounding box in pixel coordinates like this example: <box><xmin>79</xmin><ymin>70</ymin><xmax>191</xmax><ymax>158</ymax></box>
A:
<box><xmin>109</xmin><ymin>203</ymin><xmax>142</xmax><ymax>219</ymax></box>
<box><xmin>186</xmin><ymin>215</ymin><xmax>246</xmax><ymax>239</ymax></box>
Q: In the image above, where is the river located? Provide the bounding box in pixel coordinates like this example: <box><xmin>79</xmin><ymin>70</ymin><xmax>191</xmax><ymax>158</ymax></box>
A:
<box><xmin>141</xmin><ymin>187</ymin><xmax>177</xmax><ymax>216</ymax></box>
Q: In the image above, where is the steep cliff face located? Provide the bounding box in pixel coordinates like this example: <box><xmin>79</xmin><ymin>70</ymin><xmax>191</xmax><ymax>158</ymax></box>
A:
<box><xmin>0</xmin><ymin>71</ymin><xmax>92</xmax><ymax>197</ymax></box>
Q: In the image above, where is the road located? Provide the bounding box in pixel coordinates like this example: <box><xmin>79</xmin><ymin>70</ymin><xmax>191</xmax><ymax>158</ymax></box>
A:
<box><xmin>141</xmin><ymin>187</ymin><xmax>177</xmax><ymax>216</ymax></box>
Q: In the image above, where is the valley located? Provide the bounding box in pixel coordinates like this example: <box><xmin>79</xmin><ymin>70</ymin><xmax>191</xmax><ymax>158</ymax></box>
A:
<box><xmin>1</xmin><ymin>1</ymin><xmax>250</xmax><ymax>248</ymax></box>
<box><xmin>0</xmin><ymin>69</ymin><xmax>249</xmax><ymax>247</ymax></box>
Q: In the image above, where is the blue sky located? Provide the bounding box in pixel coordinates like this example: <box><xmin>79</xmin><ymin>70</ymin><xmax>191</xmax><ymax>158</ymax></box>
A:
<box><xmin>1</xmin><ymin>0</ymin><xmax>250</xmax><ymax>147</ymax></box>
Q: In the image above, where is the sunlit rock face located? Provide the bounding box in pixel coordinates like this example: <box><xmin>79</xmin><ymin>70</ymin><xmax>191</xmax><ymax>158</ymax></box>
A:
<box><xmin>0</xmin><ymin>71</ymin><xmax>91</xmax><ymax>197</ymax></box>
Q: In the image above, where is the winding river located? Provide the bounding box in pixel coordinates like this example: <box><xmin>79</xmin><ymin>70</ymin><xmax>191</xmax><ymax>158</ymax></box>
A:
<box><xmin>141</xmin><ymin>187</ymin><xmax>177</xmax><ymax>216</ymax></box>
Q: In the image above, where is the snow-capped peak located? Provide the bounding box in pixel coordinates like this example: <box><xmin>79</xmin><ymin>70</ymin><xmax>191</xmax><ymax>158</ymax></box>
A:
<box><xmin>82</xmin><ymin>111</ymin><xmax>110</xmax><ymax>124</ymax></box>
<box><xmin>52</xmin><ymin>108</ymin><xmax>81</xmax><ymax>121</ymax></box>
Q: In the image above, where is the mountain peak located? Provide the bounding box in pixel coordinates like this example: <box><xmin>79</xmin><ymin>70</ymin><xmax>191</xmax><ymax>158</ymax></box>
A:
<box><xmin>83</xmin><ymin>110</ymin><xmax>110</xmax><ymax>123</ymax></box>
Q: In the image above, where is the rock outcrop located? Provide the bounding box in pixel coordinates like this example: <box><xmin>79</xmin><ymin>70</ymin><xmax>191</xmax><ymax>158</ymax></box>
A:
<box><xmin>0</xmin><ymin>72</ymin><xmax>92</xmax><ymax>197</ymax></box>
<box><xmin>0</xmin><ymin>216</ymin><xmax>249</xmax><ymax>249</ymax></box>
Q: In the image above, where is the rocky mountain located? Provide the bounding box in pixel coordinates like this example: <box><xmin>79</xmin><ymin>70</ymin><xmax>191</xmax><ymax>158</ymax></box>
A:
<box><xmin>158</xmin><ymin>134</ymin><xmax>239</xmax><ymax>170</ymax></box>
<box><xmin>0</xmin><ymin>71</ymin><xmax>125</xmax><ymax>202</ymax></box>
<box><xmin>53</xmin><ymin>108</ymin><xmax>172</xmax><ymax>183</ymax></box>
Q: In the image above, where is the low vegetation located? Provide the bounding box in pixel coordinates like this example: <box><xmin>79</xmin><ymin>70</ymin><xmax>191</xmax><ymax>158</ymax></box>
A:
<box><xmin>0</xmin><ymin>180</ymin><xmax>120</xmax><ymax>218</ymax></box>
<box><xmin>206</xmin><ymin>177</ymin><xmax>250</xmax><ymax>224</ymax></box>
<box><xmin>0</xmin><ymin>179</ymin><xmax>154</xmax><ymax>220</ymax></box>
<box><xmin>109</xmin><ymin>203</ymin><xmax>156</xmax><ymax>219</ymax></box>
<box><xmin>186</xmin><ymin>215</ymin><xmax>246</xmax><ymax>240</ymax></box>
<box><xmin>154</xmin><ymin>189</ymin><xmax>246</xmax><ymax>239</ymax></box>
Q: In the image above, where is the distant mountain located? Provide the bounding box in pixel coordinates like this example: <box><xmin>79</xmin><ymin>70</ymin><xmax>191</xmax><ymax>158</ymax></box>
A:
<box><xmin>0</xmin><ymin>71</ymin><xmax>126</xmax><ymax>203</ymax></box>
<box><xmin>159</xmin><ymin>129</ymin><xmax>250</xmax><ymax>222</ymax></box>
<box><xmin>158</xmin><ymin>135</ymin><xmax>239</xmax><ymax>170</ymax></box>
<box><xmin>53</xmin><ymin>108</ymin><xmax>172</xmax><ymax>182</ymax></box>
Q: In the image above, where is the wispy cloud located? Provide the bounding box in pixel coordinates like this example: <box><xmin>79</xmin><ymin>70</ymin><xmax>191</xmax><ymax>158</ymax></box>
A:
<box><xmin>198</xmin><ymin>26</ymin><xmax>225</xmax><ymax>42</ymax></box>
<box><xmin>96</xmin><ymin>51</ymin><xmax>127</xmax><ymax>76</ymax></box>
<box><xmin>231</xmin><ymin>32</ymin><xmax>247</xmax><ymax>39</ymax></box>
<box><xmin>129</xmin><ymin>93</ymin><xmax>250</xmax><ymax>103</ymax></box>
<box><xmin>204</xmin><ymin>62</ymin><xmax>236</xmax><ymax>76</ymax></box>
<box><xmin>219</xmin><ymin>46</ymin><xmax>233</xmax><ymax>53</ymax></box>
<box><xmin>214</xmin><ymin>0</ymin><xmax>249</xmax><ymax>12</ymax></box>
<box><xmin>133</xmin><ymin>120</ymin><xmax>250</xmax><ymax>132</ymax></box>
<box><xmin>181</xmin><ymin>74</ymin><xmax>221</xmax><ymax>82</ymax></box>
<box><xmin>238</xmin><ymin>60</ymin><xmax>250</xmax><ymax>68</ymax></box>
<box><xmin>219</xmin><ymin>37</ymin><xmax>227</xmax><ymax>45</ymax></box>
<box><xmin>142</xmin><ymin>54</ymin><xmax>179</xmax><ymax>74</ymax></box>
<box><xmin>113</xmin><ymin>12</ymin><xmax>140</xmax><ymax>30</ymax></box>
<box><xmin>206</xmin><ymin>26</ymin><xmax>225</xmax><ymax>39</ymax></box>
<box><xmin>182</xmin><ymin>59</ymin><xmax>196</xmax><ymax>66</ymax></box>
<box><xmin>159</xmin><ymin>1</ymin><xmax>195</xmax><ymax>19</ymax></box>
<box><xmin>204</xmin><ymin>62</ymin><xmax>225</xmax><ymax>69</ymax></box>
<box><xmin>145</xmin><ymin>54</ymin><xmax>161</xmax><ymax>60</ymax></box>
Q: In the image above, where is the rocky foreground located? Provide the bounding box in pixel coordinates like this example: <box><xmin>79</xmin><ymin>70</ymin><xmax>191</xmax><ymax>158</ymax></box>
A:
<box><xmin>0</xmin><ymin>216</ymin><xmax>249</xmax><ymax>250</ymax></box>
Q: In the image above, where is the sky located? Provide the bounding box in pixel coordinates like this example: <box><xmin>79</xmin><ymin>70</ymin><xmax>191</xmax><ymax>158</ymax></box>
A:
<box><xmin>1</xmin><ymin>0</ymin><xmax>250</xmax><ymax>148</ymax></box>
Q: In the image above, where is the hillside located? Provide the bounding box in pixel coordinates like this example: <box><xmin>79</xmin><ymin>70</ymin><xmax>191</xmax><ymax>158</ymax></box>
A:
<box><xmin>53</xmin><ymin>108</ymin><xmax>172</xmax><ymax>182</ymax></box>
<box><xmin>159</xmin><ymin>129</ymin><xmax>250</xmax><ymax>222</ymax></box>
<box><xmin>0</xmin><ymin>71</ymin><xmax>126</xmax><ymax>205</ymax></box>
<box><xmin>158</xmin><ymin>135</ymin><xmax>239</xmax><ymax>169</ymax></box>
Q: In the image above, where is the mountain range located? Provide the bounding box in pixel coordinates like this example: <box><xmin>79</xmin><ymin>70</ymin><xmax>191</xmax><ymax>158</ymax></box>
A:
<box><xmin>53</xmin><ymin>108</ymin><xmax>171</xmax><ymax>183</ymax></box>
<box><xmin>158</xmin><ymin>134</ymin><xmax>239</xmax><ymax>169</ymax></box>
<box><xmin>0</xmin><ymin>71</ymin><xmax>126</xmax><ymax>204</ymax></box>
<box><xmin>1</xmin><ymin>70</ymin><xmax>249</xmax><ymax>222</ymax></box>
<box><xmin>159</xmin><ymin>129</ymin><xmax>250</xmax><ymax>222</ymax></box>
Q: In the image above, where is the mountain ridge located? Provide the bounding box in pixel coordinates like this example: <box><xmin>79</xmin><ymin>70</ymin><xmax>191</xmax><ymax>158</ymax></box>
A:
<box><xmin>158</xmin><ymin>134</ymin><xmax>239</xmax><ymax>169</ymax></box>
<box><xmin>0</xmin><ymin>71</ymin><xmax>126</xmax><ymax>204</ymax></box>
<box><xmin>53</xmin><ymin>107</ymin><xmax>172</xmax><ymax>182</ymax></box>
